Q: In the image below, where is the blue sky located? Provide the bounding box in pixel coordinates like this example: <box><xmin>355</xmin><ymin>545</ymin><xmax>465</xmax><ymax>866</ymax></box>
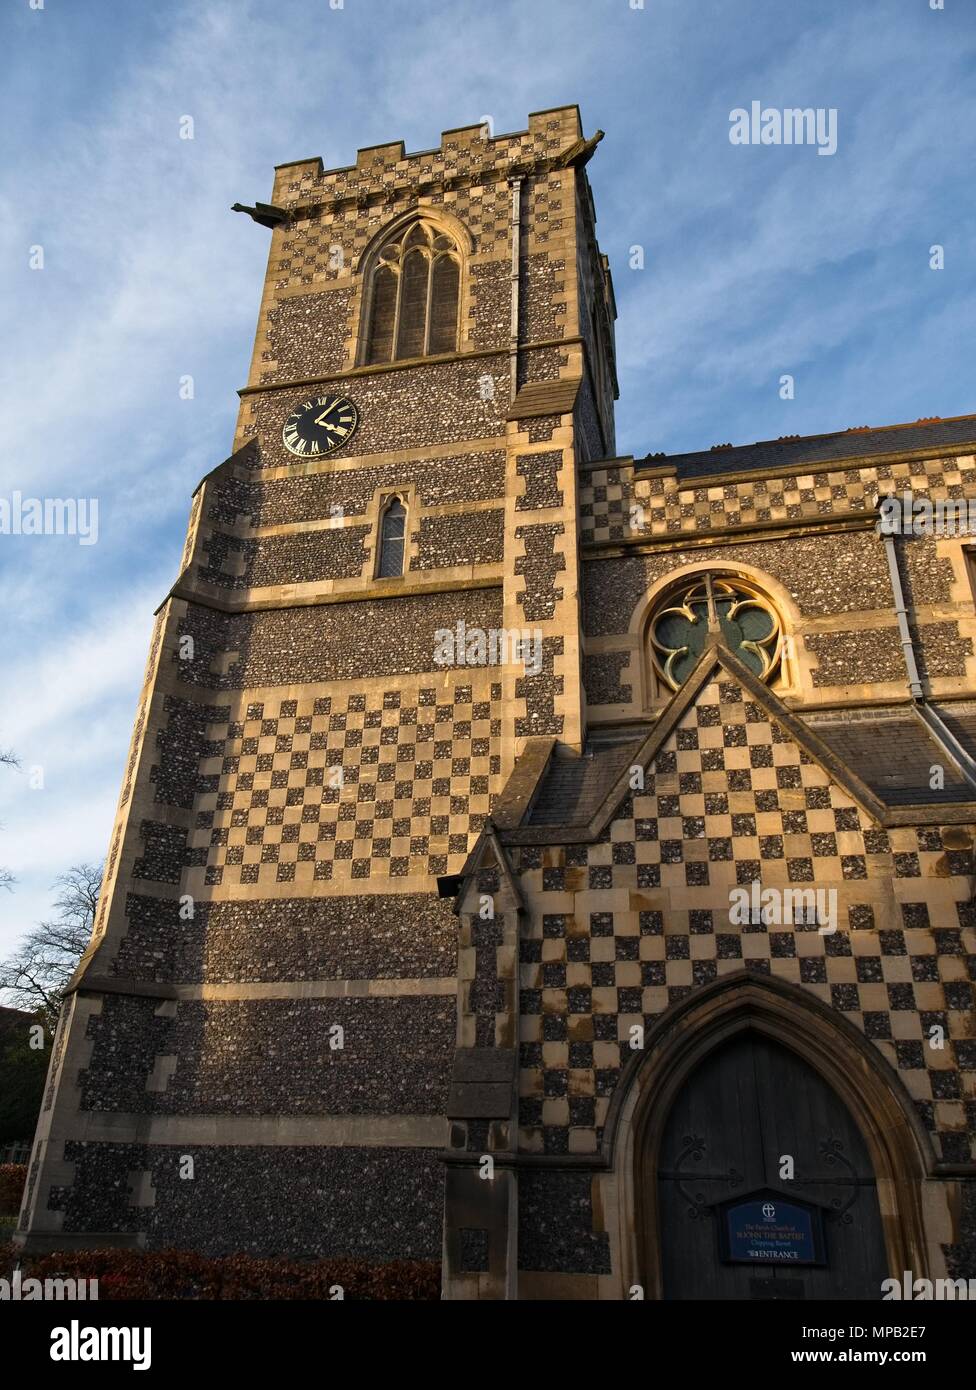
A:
<box><xmin>0</xmin><ymin>0</ymin><xmax>974</xmax><ymax>953</ymax></box>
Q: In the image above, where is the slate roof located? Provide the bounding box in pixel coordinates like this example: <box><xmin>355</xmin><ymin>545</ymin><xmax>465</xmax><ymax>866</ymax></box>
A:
<box><xmin>804</xmin><ymin>708</ymin><xmax>974</xmax><ymax>807</ymax></box>
<box><xmin>636</xmin><ymin>413</ymin><xmax>976</xmax><ymax>483</ymax></box>
<box><xmin>936</xmin><ymin>701</ymin><xmax>976</xmax><ymax>759</ymax></box>
<box><xmin>527</xmin><ymin>730</ymin><xmax>645</xmax><ymax>826</ymax></box>
<box><xmin>524</xmin><ymin>701</ymin><xmax>976</xmax><ymax>831</ymax></box>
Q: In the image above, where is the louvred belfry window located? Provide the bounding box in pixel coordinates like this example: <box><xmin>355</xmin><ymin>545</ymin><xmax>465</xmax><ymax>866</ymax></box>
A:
<box><xmin>364</xmin><ymin>221</ymin><xmax>461</xmax><ymax>364</ymax></box>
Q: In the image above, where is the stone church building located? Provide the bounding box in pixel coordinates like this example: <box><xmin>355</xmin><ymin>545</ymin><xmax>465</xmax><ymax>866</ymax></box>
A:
<box><xmin>19</xmin><ymin>106</ymin><xmax>976</xmax><ymax>1298</ymax></box>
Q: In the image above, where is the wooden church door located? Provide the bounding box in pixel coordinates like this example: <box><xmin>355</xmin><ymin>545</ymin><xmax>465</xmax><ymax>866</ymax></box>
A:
<box><xmin>656</xmin><ymin>1031</ymin><xmax>888</xmax><ymax>1299</ymax></box>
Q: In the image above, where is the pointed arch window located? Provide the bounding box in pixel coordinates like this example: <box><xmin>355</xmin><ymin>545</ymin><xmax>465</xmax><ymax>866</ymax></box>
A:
<box><xmin>377</xmin><ymin>496</ymin><xmax>407</xmax><ymax>578</ymax></box>
<box><xmin>364</xmin><ymin>220</ymin><xmax>461</xmax><ymax>364</ymax></box>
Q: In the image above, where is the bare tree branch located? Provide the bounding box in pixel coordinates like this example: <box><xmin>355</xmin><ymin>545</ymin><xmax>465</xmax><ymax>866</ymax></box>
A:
<box><xmin>0</xmin><ymin>863</ymin><xmax>103</xmax><ymax>1023</ymax></box>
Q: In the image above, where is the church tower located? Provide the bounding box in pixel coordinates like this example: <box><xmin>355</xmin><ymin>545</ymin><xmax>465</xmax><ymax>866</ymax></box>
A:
<box><xmin>21</xmin><ymin>105</ymin><xmax>976</xmax><ymax>1302</ymax></box>
<box><xmin>19</xmin><ymin>107</ymin><xmax>618</xmax><ymax>1271</ymax></box>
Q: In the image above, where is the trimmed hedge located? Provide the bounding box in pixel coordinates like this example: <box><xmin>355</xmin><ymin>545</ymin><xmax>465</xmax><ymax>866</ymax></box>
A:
<box><xmin>0</xmin><ymin>1243</ymin><xmax>440</xmax><ymax>1300</ymax></box>
<box><xmin>0</xmin><ymin>1165</ymin><xmax>26</xmax><ymax>1215</ymax></box>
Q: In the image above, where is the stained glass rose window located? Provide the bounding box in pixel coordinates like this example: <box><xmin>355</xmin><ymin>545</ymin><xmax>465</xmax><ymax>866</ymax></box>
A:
<box><xmin>650</xmin><ymin>575</ymin><xmax>782</xmax><ymax>690</ymax></box>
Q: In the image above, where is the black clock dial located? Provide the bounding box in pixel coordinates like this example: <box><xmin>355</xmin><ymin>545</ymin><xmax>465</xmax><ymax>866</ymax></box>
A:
<box><xmin>282</xmin><ymin>394</ymin><xmax>358</xmax><ymax>457</ymax></box>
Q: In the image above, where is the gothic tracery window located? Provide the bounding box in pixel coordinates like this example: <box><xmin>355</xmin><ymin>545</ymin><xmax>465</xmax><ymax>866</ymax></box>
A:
<box><xmin>649</xmin><ymin>574</ymin><xmax>782</xmax><ymax>690</ymax></box>
<box><xmin>377</xmin><ymin>496</ymin><xmax>407</xmax><ymax>578</ymax></box>
<box><xmin>364</xmin><ymin>220</ymin><xmax>461</xmax><ymax>364</ymax></box>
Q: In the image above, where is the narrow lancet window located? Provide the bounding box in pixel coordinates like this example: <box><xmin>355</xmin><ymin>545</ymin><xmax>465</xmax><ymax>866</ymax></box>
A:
<box><xmin>377</xmin><ymin>496</ymin><xmax>406</xmax><ymax>578</ymax></box>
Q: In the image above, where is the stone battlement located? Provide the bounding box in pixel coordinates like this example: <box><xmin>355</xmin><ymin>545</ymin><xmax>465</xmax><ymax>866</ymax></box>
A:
<box><xmin>271</xmin><ymin>106</ymin><xmax>585</xmax><ymax>205</ymax></box>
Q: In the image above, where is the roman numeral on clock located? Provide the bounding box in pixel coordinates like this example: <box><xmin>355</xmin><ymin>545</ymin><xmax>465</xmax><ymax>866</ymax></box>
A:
<box><xmin>282</xmin><ymin>395</ymin><xmax>358</xmax><ymax>457</ymax></box>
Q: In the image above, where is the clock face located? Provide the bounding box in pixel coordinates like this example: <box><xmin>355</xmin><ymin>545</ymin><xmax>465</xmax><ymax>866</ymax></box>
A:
<box><xmin>282</xmin><ymin>394</ymin><xmax>358</xmax><ymax>457</ymax></box>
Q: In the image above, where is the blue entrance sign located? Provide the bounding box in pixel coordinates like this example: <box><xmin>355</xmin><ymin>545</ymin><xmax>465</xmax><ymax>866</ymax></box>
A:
<box><xmin>718</xmin><ymin>1191</ymin><xmax>826</xmax><ymax>1266</ymax></box>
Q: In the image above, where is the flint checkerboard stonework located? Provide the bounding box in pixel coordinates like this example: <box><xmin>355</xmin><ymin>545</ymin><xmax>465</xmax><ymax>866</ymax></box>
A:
<box><xmin>18</xmin><ymin>107</ymin><xmax>976</xmax><ymax>1301</ymax></box>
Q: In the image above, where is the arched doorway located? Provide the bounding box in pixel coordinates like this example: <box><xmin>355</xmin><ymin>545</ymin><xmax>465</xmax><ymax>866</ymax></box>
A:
<box><xmin>616</xmin><ymin>977</ymin><xmax>933</xmax><ymax>1300</ymax></box>
<box><xmin>657</xmin><ymin>1031</ymin><xmax>887</xmax><ymax>1299</ymax></box>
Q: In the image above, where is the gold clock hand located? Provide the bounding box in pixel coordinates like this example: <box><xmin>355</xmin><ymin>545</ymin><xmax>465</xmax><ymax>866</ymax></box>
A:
<box><xmin>314</xmin><ymin>401</ymin><xmax>339</xmax><ymax>428</ymax></box>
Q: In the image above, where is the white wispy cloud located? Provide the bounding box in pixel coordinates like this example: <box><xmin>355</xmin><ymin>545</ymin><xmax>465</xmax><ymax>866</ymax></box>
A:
<box><xmin>0</xmin><ymin>583</ymin><xmax>161</xmax><ymax>943</ymax></box>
